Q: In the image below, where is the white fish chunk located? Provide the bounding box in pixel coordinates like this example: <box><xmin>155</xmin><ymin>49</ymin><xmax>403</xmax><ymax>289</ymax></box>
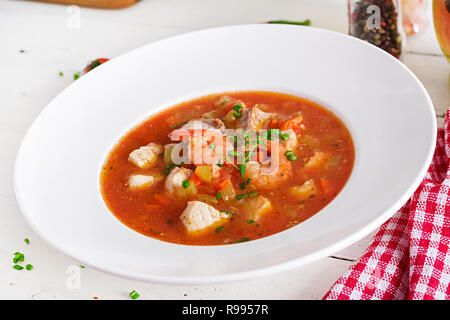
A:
<box><xmin>164</xmin><ymin>167</ymin><xmax>193</xmax><ymax>195</ymax></box>
<box><xmin>179</xmin><ymin>201</ymin><xmax>230</xmax><ymax>233</ymax></box>
<box><xmin>128</xmin><ymin>143</ymin><xmax>163</xmax><ymax>168</ymax></box>
<box><xmin>128</xmin><ymin>174</ymin><xmax>161</xmax><ymax>189</ymax></box>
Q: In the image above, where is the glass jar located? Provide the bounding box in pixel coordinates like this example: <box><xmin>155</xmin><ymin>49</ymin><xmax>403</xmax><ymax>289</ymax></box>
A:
<box><xmin>433</xmin><ymin>0</ymin><xmax>450</xmax><ymax>62</ymax></box>
<box><xmin>401</xmin><ymin>0</ymin><xmax>429</xmax><ymax>36</ymax></box>
<box><xmin>348</xmin><ymin>0</ymin><xmax>406</xmax><ymax>59</ymax></box>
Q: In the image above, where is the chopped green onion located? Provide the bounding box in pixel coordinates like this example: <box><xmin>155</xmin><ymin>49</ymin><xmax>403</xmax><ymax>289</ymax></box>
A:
<box><xmin>169</xmin><ymin>121</ymin><xmax>188</xmax><ymax>129</ymax></box>
<box><xmin>216</xmin><ymin>192</ymin><xmax>222</xmax><ymax>200</ymax></box>
<box><xmin>209</xmin><ymin>143</ymin><xmax>216</xmax><ymax>149</ymax></box>
<box><xmin>285</xmin><ymin>150</ymin><xmax>293</xmax><ymax>156</ymax></box>
<box><xmin>287</xmin><ymin>154</ymin><xmax>298</xmax><ymax>161</ymax></box>
<box><xmin>25</xmin><ymin>264</ymin><xmax>33</xmax><ymax>271</ymax></box>
<box><xmin>267</xmin><ymin>19</ymin><xmax>311</xmax><ymax>26</ymax></box>
<box><xmin>238</xmin><ymin>164</ymin><xmax>246</xmax><ymax>177</ymax></box>
<box><xmin>73</xmin><ymin>73</ymin><xmax>80</xmax><ymax>80</ymax></box>
<box><xmin>13</xmin><ymin>265</ymin><xmax>23</xmax><ymax>271</ymax></box>
<box><xmin>220</xmin><ymin>210</ymin><xmax>234</xmax><ymax>216</ymax></box>
<box><xmin>182</xmin><ymin>179</ymin><xmax>190</xmax><ymax>189</ymax></box>
<box><xmin>13</xmin><ymin>252</ymin><xmax>24</xmax><ymax>264</ymax></box>
<box><xmin>129</xmin><ymin>290</ymin><xmax>140</xmax><ymax>300</ymax></box>
<box><xmin>236</xmin><ymin>237</ymin><xmax>250</xmax><ymax>243</ymax></box>
<box><xmin>80</xmin><ymin>265</ymin><xmax>86</xmax><ymax>268</ymax></box>
<box><xmin>233</xmin><ymin>111</ymin><xmax>242</xmax><ymax>118</ymax></box>
<box><xmin>215</xmin><ymin>226</ymin><xmax>225</xmax><ymax>233</ymax></box>
<box><xmin>280</xmin><ymin>133</ymin><xmax>290</xmax><ymax>141</ymax></box>
<box><xmin>58</xmin><ymin>71</ymin><xmax>63</xmax><ymax>77</ymax></box>
<box><xmin>233</xmin><ymin>103</ymin><xmax>242</xmax><ymax>111</ymax></box>
<box><xmin>24</xmin><ymin>238</ymin><xmax>30</xmax><ymax>245</ymax></box>
<box><xmin>247</xmin><ymin>219</ymin><xmax>255</xmax><ymax>224</ymax></box>
<box><xmin>239</xmin><ymin>178</ymin><xmax>251</xmax><ymax>190</ymax></box>
<box><xmin>236</xmin><ymin>193</ymin><xmax>247</xmax><ymax>200</ymax></box>
<box><xmin>217</xmin><ymin>159</ymin><xmax>223</xmax><ymax>167</ymax></box>
<box><xmin>248</xmin><ymin>191</ymin><xmax>258</xmax><ymax>198</ymax></box>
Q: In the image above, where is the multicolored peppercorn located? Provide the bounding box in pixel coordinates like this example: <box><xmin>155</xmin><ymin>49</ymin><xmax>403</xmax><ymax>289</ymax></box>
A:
<box><xmin>349</xmin><ymin>0</ymin><xmax>404</xmax><ymax>59</ymax></box>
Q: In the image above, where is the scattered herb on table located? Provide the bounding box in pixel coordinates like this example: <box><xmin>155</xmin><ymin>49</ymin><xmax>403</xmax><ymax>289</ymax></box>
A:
<box><xmin>129</xmin><ymin>290</ymin><xmax>140</xmax><ymax>300</ymax></box>
<box><xmin>73</xmin><ymin>73</ymin><xmax>80</xmax><ymax>80</ymax></box>
<box><xmin>13</xmin><ymin>265</ymin><xmax>23</xmax><ymax>271</ymax></box>
<box><xmin>268</xmin><ymin>19</ymin><xmax>311</xmax><ymax>26</ymax></box>
<box><xmin>25</xmin><ymin>264</ymin><xmax>33</xmax><ymax>271</ymax></box>
<box><xmin>58</xmin><ymin>71</ymin><xmax>63</xmax><ymax>77</ymax></box>
<box><xmin>24</xmin><ymin>238</ymin><xmax>30</xmax><ymax>245</ymax></box>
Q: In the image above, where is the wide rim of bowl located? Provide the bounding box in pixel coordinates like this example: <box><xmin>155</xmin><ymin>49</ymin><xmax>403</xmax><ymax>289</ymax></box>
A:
<box><xmin>14</xmin><ymin>24</ymin><xmax>436</xmax><ymax>284</ymax></box>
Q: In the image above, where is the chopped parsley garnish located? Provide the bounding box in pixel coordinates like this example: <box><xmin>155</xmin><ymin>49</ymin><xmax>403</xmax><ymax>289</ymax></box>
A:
<box><xmin>280</xmin><ymin>133</ymin><xmax>290</xmax><ymax>141</ymax></box>
<box><xmin>236</xmin><ymin>193</ymin><xmax>247</xmax><ymax>200</ymax></box>
<box><xmin>24</xmin><ymin>238</ymin><xmax>30</xmax><ymax>245</ymax></box>
<box><xmin>26</xmin><ymin>264</ymin><xmax>33</xmax><ymax>271</ymax></box>
<box><xmin>13</xmin><ymin>265</ymin><xmax>23</xmax><ymax>271</ymax></box>
<box><xmin>216</xmin><ymin>192</ymin><xmax>222</xmax><ymax>200</ymax></box>
<box><xmin>248</xmin><ymin>191</ymin><xmax>258</xmax><ymax>198</ymax></box>
<box><xmin>247</xmin><ymin>219</ymin><xmax>255</xmax><ymax>224</ymax></box>
<box><xmin>182</xmin><ymin>179</ymin><xmax>190</xmax><ymax>189</ymax></box>
<box><xmin>236</xmin><ymin>237</ymin><xmax>250</xmax><ymax>243</ymax></box>
<box><xmin>215</xmin><ymin>226</ymin><xmax>225</xmax><ymax>233</ymax></box>
<box><xmin>129</xmin><ymin>290</ymin><xmax>140</xmax><ymax>300</ymax></box>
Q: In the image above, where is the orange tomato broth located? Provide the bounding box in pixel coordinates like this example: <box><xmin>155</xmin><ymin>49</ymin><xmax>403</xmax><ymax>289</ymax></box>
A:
<box><xmin>100</xmin><ymin>91</ymin><xmax>354</xmax><ymax>245</ymax></box>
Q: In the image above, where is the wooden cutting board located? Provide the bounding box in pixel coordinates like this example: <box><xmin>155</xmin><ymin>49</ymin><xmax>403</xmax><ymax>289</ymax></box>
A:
<box><xmin>28</xmin><ymin>0</ymin><xmax>138</xmax><ymax>9</ymax></box>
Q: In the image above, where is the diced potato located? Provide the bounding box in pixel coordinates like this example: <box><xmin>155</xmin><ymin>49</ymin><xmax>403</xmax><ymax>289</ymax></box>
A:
<box><xmin>304</xmin><ymin>152</ymin><xmax>328</xmax><ymax>168</ymax></box>
<box><xmin>128</xmin><ymin>143</ymin><xmax>163</xmax><ymax>168</ymax></box>
<box><xmin>179</xmin><ymin>201</ymin><xmax>230</xmax><ymax>233</ymax></box>
<box><xmin>128</xmin><ymin>174</ymin><xmax>162</xmax><ymax>189</ymax></box>
<box><xmin>288</xmin><ymin>179</ymin><xmax>317</xmax><ymax>200</ymax></box>
<box><xmin>195</xmin><ymin>165</ymin><xmax>212</xmax><ymax>183</ymax></box>
<box><xmin>241</xmin><ymin>195</ymin><xmax>273</xmax><ymax>221</ymax></box>
<box><xmin>219</xmin><ymin>180</ymin><xmax>236</xmax><ymax>202</ymax></box>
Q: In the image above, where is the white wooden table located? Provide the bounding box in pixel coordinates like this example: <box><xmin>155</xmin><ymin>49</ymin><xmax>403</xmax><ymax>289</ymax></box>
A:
<box><xmin>1</xmin><ymin>0</ymin><xmax>448</xmax><ymax>300</ymax></box>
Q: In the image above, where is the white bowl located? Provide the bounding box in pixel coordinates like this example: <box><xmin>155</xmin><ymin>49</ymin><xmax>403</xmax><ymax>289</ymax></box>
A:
<box><xmin>14</xmin><ymin>25</ymin><xmax>436</xmax><ymax>284</ymax></box>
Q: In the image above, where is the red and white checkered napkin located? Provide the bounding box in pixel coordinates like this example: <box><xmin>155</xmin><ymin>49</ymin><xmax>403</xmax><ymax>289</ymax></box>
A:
<box><xmin>324</xmin><ymin>109</ymin><xmax>450</xmax><ymax>300</ymax></box>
